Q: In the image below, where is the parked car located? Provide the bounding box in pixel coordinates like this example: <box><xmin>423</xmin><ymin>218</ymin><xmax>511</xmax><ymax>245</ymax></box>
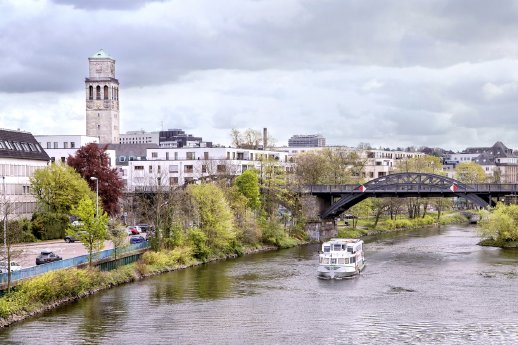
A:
<box><xmin>64</xmin><ymin>235</ymin><xmax>79</xmax><ymax>243</ymax></box>
<box><xmin>36</xmin><ymin>251</ymin><xmax>62</xmax><ymax>265</ymax></box>
<box><xmin>64</xmin><ymin>231</ymin><xmax>87</xmax><ymax>243</ymax></box>
<box><xmin>136</xmin><ymin>224</ymin><xmax>150</xmax><ymax>232</ymax></box>
<box><xmin>0</xmin><ymin>262</ymin><xmax>22</xmax><ymax>273</ymax></box>
<box><xmin>130</xmin><ymin>235</ymin><xmax>147</xmax><ymax>244</ymax></box>
<box><xmin>126</xmin><ymin>226</ymin><xmax>141</xmax><ymax>235</ymax></box>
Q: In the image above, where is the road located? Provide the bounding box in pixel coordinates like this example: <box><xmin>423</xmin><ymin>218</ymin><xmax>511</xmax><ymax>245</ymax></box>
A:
<box><xmin>11</xmin><ymin>233</ymin><xmax>147</xmax><ymax>268</ymax></box>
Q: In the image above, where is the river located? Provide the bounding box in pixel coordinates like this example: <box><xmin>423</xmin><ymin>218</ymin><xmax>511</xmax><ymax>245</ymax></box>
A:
<box><xmin>1</xmin><ymin>225</ymin><xmax>518</xmax><ymax>344</ymax></box>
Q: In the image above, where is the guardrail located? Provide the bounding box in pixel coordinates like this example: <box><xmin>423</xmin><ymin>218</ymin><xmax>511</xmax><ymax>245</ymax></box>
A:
<box><xmin>0</xmin><ymin>242</ymin><xmax>150</xmax><ymax>285</ymax></box>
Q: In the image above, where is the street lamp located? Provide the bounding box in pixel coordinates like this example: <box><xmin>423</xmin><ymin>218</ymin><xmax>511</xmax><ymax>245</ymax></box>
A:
<box><xmin>2</xmin><ymin>176</ymin><xmax>6</xmax><ymax>256</ymax></box>
<box><xmin>90</xmin><ymin>176</ymin><xmax>99</xmax><ymax>218</ymax></box>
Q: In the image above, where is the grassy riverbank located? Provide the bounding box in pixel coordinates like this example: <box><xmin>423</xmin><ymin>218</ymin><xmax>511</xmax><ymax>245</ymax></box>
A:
<box><xmin>337</xmin><ymin>211</ymin><xmax>468</xmax><ymax>238</ymax></box>
<box><xmin>0</xmin><ymin>242</ymin><xmax>297</xmax><ymax>328</ymax></box>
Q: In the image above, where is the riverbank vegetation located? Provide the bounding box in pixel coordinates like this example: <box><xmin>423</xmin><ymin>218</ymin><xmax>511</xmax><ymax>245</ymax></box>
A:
<box><xmin>479</xmin><ymin>203</ymin><xmax>518</xmax><ymax>248</ymax></box>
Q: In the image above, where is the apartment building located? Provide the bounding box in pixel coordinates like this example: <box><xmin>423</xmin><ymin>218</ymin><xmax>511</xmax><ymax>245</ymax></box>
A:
<box><xmin>0</xmin><ymin>129</ymin><xmax>49</xmax><ymax>218</ymax></box>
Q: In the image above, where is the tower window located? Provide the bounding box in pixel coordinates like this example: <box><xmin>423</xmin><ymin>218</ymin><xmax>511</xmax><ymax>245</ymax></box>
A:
<box><xmin>89</xmin><ymin>86</ymin><xmax>93</xmax><ymax>100</ymax></box>
<box><xmin>96</xmin><ymin>86</ymin><xmax>101</xmax><ymax>100</ymax></box>
<box><xmin>104</xmin><ymin>85</ymin><xmax>109</xmax><ymax>100</ymax></box>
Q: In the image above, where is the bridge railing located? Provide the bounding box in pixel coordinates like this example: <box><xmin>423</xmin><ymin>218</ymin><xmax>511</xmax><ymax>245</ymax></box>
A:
<box><xmin>302</xmin><ymin>183</ymin><xmax>518</xmax><ymax>193</ymax></box>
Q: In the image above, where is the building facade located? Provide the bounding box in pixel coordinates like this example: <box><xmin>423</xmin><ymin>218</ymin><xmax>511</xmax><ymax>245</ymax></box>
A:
<box><xmin>0</xmin><ymin>129</ymin><xmax>49</xmax><ymax>218</ymax></box>
<box><xmin>288</xmin><ymin>134</ymin><xmax>326</xmax><ymax>147</ymax></box>
<box><xmin>85</xmin><ymin>49</ymin><xmax>120</xmax><ymax>144</ymax></box>
<box><xmin>35</xmin><ymin>135</ymin><xmax>99</xmax><ymax>164</ymax></box>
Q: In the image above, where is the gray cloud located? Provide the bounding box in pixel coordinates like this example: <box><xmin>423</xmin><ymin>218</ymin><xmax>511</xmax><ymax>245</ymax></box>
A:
<box><xmin>3</xmin><ymin>0</ymin><xmax>518</xmax><ymax>151</ymax></box>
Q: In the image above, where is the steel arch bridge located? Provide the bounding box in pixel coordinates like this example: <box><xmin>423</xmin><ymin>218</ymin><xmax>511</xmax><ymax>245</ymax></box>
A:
<box><xmin>302</xmin><ymin>173</ymin><xmax>518</xmax><ymax>219</ymax></box>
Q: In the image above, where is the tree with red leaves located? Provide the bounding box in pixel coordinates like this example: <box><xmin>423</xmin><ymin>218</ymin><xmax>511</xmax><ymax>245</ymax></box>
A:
<box><xmin>67</xmin><ymin>143</ymin><xmax>124</xmax><ymax>216</ymax></box>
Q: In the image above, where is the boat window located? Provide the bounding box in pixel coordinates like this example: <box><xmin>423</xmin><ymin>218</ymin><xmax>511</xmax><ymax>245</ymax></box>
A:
<box><xmin>333</xmin><ymin>244</ymin><xmax>342</xmax><ymax>251</ymax></box>
<box><xmin>344</xmin><ymin>258</ymin><xmax>349</xmax><ymax>264</ymax></box>
<box><xmin>350</xmin><ymin>257</ymin><xmax>356</xmax><ymax>263</ymax></box>
<box><xmin>323</xmin><ymin>246</ymin><xmax>330</xmax><ymax>253</ymax></box>
<box><xmin>347</xmin><ymin>247</ymin><xmax>353</xmax><ymax>253</ymax></box>
<box><xmin>323</xmin><ymin>258</ymin><xmax>330</xmax><ymax>264</ymax></box>
<box><xmin>331</xmin><ymin>259</ymin><xmax>337</xmax><ymax>264</ymax></box>
<box><xmin>338</xmin><ymin>258</ymin><xmax>345</xmax><ymax>264</ymax></box>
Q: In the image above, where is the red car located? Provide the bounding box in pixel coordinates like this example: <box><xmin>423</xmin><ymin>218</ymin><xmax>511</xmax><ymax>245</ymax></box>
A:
<box><xmin>126</xmin><ymin>226</ymin><xmax>141</xmax><ymax>235</ymax></box>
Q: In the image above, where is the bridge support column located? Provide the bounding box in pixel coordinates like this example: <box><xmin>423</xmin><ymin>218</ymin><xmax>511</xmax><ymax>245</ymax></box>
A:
<box><xmin>305</xmin><ymin>219</ymin><xmax>337</xmax><ymax>242</ymax></box>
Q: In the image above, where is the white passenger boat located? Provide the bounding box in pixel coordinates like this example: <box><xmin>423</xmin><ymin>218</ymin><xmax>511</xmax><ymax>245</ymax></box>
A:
<box><xmin>317</xmin><ymin>238</ymin><xmax>366</xmax><ymax>279</ymax></box>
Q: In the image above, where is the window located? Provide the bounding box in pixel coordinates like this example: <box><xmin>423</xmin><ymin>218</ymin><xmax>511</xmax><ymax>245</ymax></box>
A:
<box><xmin>157</xmin><ymin>166</ymin><xmax>161</xmax><ymax>174</ymax></box>
<box><xmin>96</xmin><ymin>85</ymin><xmax>101</xmax><ymax>99</ymax></box>
<box><xmin>104</xmin><ymin>85</ymin><xmax>109</xmax><ymax>100</ymax></box>
<box><xmin>151</xmin><ymin>152</ymin><xmax>158</xmax><ymax>158</ymax></box>
<box><xmin>186</xmin><ymin>152</ymin><xmax>195</xmax><ymax>160</ymax></box>
<box><xmin>134</xmin><ymin>165</ymin><xmax>144</xmax><ymax>170</ymax></box>
<box><xmin>217</xmin><ymin>165</ymin><xmax>226</xmax><ymax>173</ymax></box>
<box><xmin>63</xmin><ymin>142</ymin><xmax>68</xmax><ymax>149</ymax></box>
<box><xmin>169</xmin><ymin>177</ymin><xmax>178</xmax><ymax>185</ymax></box>
<box><xmin>119</xmin><ymin>156</ymin><xmax>126</xmax><ymax>162</ymax></box>
<box><xmin>202</xmin><ymin>165</ymin><xmax>207</xmax><ymax>173</ymax></box>
<box><xmin>149</xmin><ymin>166</ymin><xmax>153</xmax><ymax>173</ymax></box>
<box><xmin>89</xmin><ymin>86</ymin><xmax>93</xmax><ymax>100</ymax></box>
<box><xmin>53</xmin><ymin>142</ymin><xmax>58</xmax><ymax>149</ymax></box>
<box><xmin>166</xmin><ymin>152</ymin><xmax>169</xmax><ymax>160</ymax></box>
<box><xmin>174</xmin><ymin>152</ymin><xmax>178</xmax><ymax>160</ymax></box>
<box><xmin>184</xmin><ymin>165</ymin><xmax>193</xmax><ymax>173</ymax></box>
<box><xmin>71</xmin><ymin>142</ymin><xmax>75</xmax><ymax>148</ymax></box>
<box><xmin>61</xmin><ymin>157</ymin><xmax>66</xmax><ymax>163</ymax></box>
<box><xmin>47</xmin><ymin>142</ymin><xmax>51</xmax><ymax>149</ymax></box>
<box><xmin>204</xmin><ymin>152</ymin><xmax>209</xmax><ymax>160</ymax></box>
<box><xmin>169</xmin><ymin>165</ymin><xmax>179</xmax><ymax>173</ymax></box>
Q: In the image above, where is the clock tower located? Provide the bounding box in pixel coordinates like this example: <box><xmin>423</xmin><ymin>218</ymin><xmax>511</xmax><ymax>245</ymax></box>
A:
<box><xmin>85</xmin><ymin>49</ymin><xmax>120</xmax><ymax>144</ymax></box>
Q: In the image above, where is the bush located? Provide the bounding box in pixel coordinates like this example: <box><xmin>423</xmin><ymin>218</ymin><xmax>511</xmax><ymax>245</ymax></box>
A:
<box><xmin>31</xmin><ymin>212</ymin><xmax>69</xmax><ymax>240</ymax></box>
<box><xmin>188</xmin><ymin>228</ymin><xmax>210</xmax><ymax>261</ymax></box>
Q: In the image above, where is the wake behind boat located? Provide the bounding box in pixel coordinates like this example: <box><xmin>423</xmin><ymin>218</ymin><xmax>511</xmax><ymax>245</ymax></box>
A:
<box><xmin>317</xmin><ymin>238</ymin><xmax>366</xmax><ymax>279</ymax></box>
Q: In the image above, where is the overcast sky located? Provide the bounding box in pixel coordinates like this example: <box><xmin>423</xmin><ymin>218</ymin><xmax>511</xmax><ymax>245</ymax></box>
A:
<box><xmin>3</xmin><ymin>0</ymin><xmax>518</xmax><ymax>150</ymax></box>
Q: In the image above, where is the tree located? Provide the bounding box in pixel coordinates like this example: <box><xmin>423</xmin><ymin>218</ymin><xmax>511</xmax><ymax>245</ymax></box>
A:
<box><xmin>455</xmin><ymin>162</ymin><xmax>487</xmax><ymax>183</ymax></box>
<box><xmin>234</xmin><ymin>170</ymin><xmax>261</xmax><ymax>210</ymax></box>
<box><xmin>30</xmin><ymin>163</ymin><xmax>94</xmax><ymax>214</ymax></box>
<box><xmin>187</xmin><ymin>183</ymin><xmax>236</xmax><ymax>253</ymax></box>
<box><xmin>479</xmin><ymin>203</ymin><xmax>518</xmax><ymax>243</ymax></box>
<box><xmin>67</xmin><ymin>143</ymin><xmax>124</xmax><ymax>216</ymax></box>
<box><xmin>0</xmin><ymin>199</ymin><xmax>24</xmax><ymax>292</ymax></box>
<box><xmin>67</xmin><ymin>196</ymin><xmax>109</xmax><ymax>267</ymax></box>
<box><xmin>348</xmin><ymin>199</ymin><xmax>373</xmax><ymax>228</ymax></box>
<box><xmin>109</xmin><ymin>222</ymin><xmax>129</xmax><ymax>263</ymax></box>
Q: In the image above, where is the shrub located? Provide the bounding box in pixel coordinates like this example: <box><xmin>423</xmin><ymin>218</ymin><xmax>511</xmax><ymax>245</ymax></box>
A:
<box><xmin>188</xmin><ymin>228</ymin><xmax>210</xmax><ymax>261</ymax></box>
<box><xmin>31</xmin><ymin>212</ymin><xmax>69</xmax><ymax>240</ymax></box>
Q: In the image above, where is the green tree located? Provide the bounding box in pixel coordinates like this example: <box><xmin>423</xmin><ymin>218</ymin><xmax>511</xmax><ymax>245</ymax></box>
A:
<box><xmin>455</xmin><ymin>162</ymin><xmax>487</xmax><ymax>183</ymax></box>
<box><xmin>67</xmin><ymin>196</ymin><xmax>109</xmax><ymax>267</ymax></box>
<box><xmin>235</xmin><ymin>170</ymin><xmax>261</xmax><ymax>210</ymax></box>
<box><xmin>479</xmin><ymin>203</ymin><xmax>518</xmax><ymax>243</ymax></box>
<box><xmin>348</xmin><ymin>199</ymin><xmax>373</xmax><ymax>228</ymax></box>
<box><xmin>30</xmin><ymin>164</ymin><xmax>94</xmax><ymax>214</ymax></box>
<box><xmin>187</xmin><ymin>183</ymin><xmax>236</xmax><ymax>253</ymax></box>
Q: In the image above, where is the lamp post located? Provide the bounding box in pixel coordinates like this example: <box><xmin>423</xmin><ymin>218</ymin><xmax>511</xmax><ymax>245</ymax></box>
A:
<box><xmin>2</xmin><ymin>176</ymin><xmax>6</xmax><ymax>256</ymax></box>
<box><xmin>90</xmin><ymin>176</ymin><xmax>99</xmax><ymax>218</ymax></box>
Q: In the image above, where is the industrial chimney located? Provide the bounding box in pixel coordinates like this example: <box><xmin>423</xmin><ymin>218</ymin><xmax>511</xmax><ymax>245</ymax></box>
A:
<box><xmin>263</xmin><ymin>128</ymin><xmax>268</xmax><ymax>150</ymax></box>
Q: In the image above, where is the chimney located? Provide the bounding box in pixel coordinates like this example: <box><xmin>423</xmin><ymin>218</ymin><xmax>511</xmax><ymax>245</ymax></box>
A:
<box><xmin>263</xmin><ymin>128</ymin><xmax>268</xmax><ymax>150</ymax></box>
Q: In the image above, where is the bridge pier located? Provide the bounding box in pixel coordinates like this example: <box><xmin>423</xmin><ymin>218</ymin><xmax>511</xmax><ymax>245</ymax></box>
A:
<box><xmin>305</xmin><ymin>220</ymin><xmax>337</xmax><ymax>241</ymax></box>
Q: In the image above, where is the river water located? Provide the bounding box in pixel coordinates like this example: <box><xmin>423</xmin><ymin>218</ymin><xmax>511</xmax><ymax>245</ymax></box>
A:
<box><xmin>1</xmin><ymin>225</ymin><xmax>518</xmax><ymax>345</ymax></box>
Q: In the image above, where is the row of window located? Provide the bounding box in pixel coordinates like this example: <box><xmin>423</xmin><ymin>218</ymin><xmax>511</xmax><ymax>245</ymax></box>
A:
<box><xmin>0</xmin><ymin>164</ymin><xmax>42</xmax><ymax>177</ymax></box>
<box><xmin>0</xmin><ymin>140</ymin><xmax>42</xmax><ymax>153</ymax></box>
<box><xmin>0</xmin><ymin>183</ymin><xmax>32</xmax><ymax>195</ymax></box>
<box><xmin>88</xmin><ymin>85</ymin><xmax>119</xmax><ymax>101</ymax></box>
<box><xmin>44</xmin><ymin>142</ymin><xmax>76</xmax><ymax>149</ymax></box>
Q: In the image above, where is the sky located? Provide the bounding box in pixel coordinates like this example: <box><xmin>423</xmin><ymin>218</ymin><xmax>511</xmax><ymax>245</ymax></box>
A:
<box><xmin>2</xmin><ymin>0</ymin><xmax>518</xmax><ymax>151</ymax></box>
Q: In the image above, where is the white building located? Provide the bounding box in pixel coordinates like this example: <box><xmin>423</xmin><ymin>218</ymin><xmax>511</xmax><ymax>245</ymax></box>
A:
<box><xmin>0</xmin><ymin>129</ymin><xmax>50</xmax><ymax>218</ymax></box>
<box><xmin>123</xmin><ymin>147</ymin><xmax>292</xmax><ymax>191</ymax></box>
<box><xmin>35</xmin><ymin>135</ymin><xmax>100</xmax><ymax>164</ymax></box>
<box><xmin>119</xmin><ymin>130</ymin><xmax>160</xmax><ymax>145</ymax></box>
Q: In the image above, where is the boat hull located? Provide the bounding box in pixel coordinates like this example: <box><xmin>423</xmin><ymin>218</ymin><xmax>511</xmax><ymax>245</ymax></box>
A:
<box><xmin>317</xmin><ymin>262</ymin><xmax>365</xmax><ymax>279</ymax></box>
